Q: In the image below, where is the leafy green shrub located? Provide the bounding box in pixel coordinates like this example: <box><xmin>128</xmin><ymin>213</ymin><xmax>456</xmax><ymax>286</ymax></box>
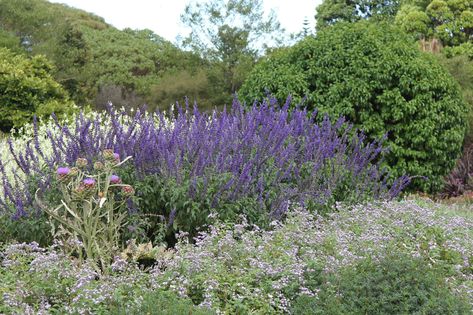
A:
<box><xmin>292</xmin><ymin>252</ymin><xmax>471</xmax><ymax>315</ymax></box>
<box><xmin>0</xmin><ymin>48</ymin><xmax>75</xmax><ymax>133</ymax></box>
<box><xmin>147</xmin><ymin>69</ymin><xmax>214</xmax><ymax>112</ymax></box>
<box><xmin>240</xmin><ymin>21</ymin><xmax>468</xmax><ymax>192</ymax></box>
<box><xmin>395</xmin><ymin>0</ymin><xmax>473</xmax><ymax>47</ymax></box>
<box><xmin>124</xmin><ymin>171</ymin><xmax>262</xmax><ymax>246</ymax></box>
<box><xmin>0</xmin><ymin>213</ymin><xmax>52</xmax><ymax>247</ymax></box>
<box><xmin>152</xmin><ymin>201</ymin><xmax>473</xmax><ymax>314</ymax></box>
<box><xmin>443</xmin><ymin>42</ymin><xmax>473</xmax><ymax>60</ymax></box>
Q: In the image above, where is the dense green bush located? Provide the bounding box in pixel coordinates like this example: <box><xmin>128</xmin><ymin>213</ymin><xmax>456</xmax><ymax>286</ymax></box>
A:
<box><xmin>240</xmin><ymin>21</ymin><xmax>468</xmax><ymax>192</ymax></box>
<box><xmin>292</xmin><ymin>252</ymin><xmax>471</xmax><ymax>315</ymax></box>
<box><xmin>0</xmin><ymin>214</ymin><xmax>52</xmax><ymax>246</ymax></box>
<box><xmin>0</xmin><ymin>48</ymin><xmax>75</xmax><ymax>133</ymax></box>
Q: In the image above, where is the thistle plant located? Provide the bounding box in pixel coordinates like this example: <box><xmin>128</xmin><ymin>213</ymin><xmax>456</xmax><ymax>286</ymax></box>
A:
<box><xmin>35</xmin><ymin>150</ymin><xmax>134</xmax><ymax>273</ymax></box>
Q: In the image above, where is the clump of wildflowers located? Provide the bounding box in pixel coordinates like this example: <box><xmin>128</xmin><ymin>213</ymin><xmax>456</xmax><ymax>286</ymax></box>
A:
<box><xmin>150</xmin><ymin>200</ymin><xmax>473</xmax><ymax>313</ymax></box>
<box><xmin>0</xmin><ymin>201</ymin><xmax>471</xmax><ymax>313</ymax></box>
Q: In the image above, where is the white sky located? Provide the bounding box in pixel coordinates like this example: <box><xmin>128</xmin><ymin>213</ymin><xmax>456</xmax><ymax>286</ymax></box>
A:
<box><xmin>48</xmin><ymin>0</ymin><xmax>321</xmax><ymax>43</ymax></box>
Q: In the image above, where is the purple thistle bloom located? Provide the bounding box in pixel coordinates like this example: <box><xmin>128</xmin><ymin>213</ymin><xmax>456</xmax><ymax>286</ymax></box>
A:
<box><xmin>83</xmin><ymin>178</ymin><xmax>96</xmax><ymax>187</ymax></box>
<box><xmin>110</xmin><ymin>175</ymin><xmax>121</xmax><ymax>184</ymax></box>
<box><xmin>57</xmin><ymin>167</ymin><xmax>71</xmax><ymax>176</ymax></box>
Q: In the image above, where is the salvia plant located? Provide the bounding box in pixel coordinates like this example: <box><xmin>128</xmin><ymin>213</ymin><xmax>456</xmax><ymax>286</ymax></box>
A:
<box><xmin>35</xmin><ymin>150</ymin><xmax>134</xmax><ymax>272</ymax></box>
<box><xmin>0</xmin><ymin>97</ymin><xmax>410</xmax><ymax>240</ymax></box>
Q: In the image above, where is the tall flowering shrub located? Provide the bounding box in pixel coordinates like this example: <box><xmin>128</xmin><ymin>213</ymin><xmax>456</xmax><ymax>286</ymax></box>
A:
<box><xmin>0</xmin><ymin>98</ymin><xmax>410</xmax><ymax>241</ymax></box>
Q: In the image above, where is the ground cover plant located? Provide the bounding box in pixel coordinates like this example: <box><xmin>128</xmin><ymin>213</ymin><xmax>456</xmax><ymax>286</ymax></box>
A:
<box><xmin>0</xmin><ymin>200</ymin><xmax>472</xmax><ymax>313</ymax></box>
<box><xmin>0</xmin><ymin>98</ymin><xmax>409</xmax><ymax>247</ymax></box>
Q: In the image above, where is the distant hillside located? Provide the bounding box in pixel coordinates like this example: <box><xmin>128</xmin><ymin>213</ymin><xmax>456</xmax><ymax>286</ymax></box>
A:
<box><xmin>0</xmin><ymin>0</ymin><xmax>209</xmax><ymax>110</ymax></box>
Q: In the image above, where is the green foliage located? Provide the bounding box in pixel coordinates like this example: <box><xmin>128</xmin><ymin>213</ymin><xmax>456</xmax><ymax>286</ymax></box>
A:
<box><xmin>0</xmin><ymin>244</ymin><xmax>76</xmax><ymax>314</ymax></box>
<box><xmin>110</xmin><ymin>290</ymin><xmax>215</xmax><ymax>315</ymax></box>
<box><xmin>147</xmin><ymin>69</ymin><xmax>215</xmax><ymax>111</ymax></box>
<box><xmin>1</xmin><ymin>200</ymin><xmax>472</xmax><ymax>313</ymax></box>
<box><xmin>0</xmin><ymin>48</ymin><xmax>75</xmax><ymax>133</ymax></box>
<box><xmin>0</xmin><ymin>213</ymin><xmax>52</xmax><ymax>246</ymax></box>
<box><xmin>124</xmin><ymin>170</ymin><xmax>263</xmax><ymax>245</ymax></box>
<box><xmin>240</xmin><ymin>21</ymin><xmax>468</xmax><ymax>192</ymax></box>
<box><xmin>315</xmin><ymin>0</ymin><xmax>401</xmax><ymax>30</ymax></box>
<box><xmin>435</xmin><ymin>53</ymin><xmax>473</xmax><ymax>145</ymax></box>
<box><xmin>395</xmin><ymin>0</ymin><xmax>473</xmax><ymax>46</ymax></box>
<box><xmin>0</xmin><ymin>0</ymin><xmax>210</xmax><ymax>110</ymax></box>
<box><xmin>292</xmin><ymin>253</ymin><xmax>471</xmax><ymax>314</ymax></box>
<box><xmin>443</xmin><ymin>42</ymin><xmax>473</xmax><ymax>59</ymax></box>
<box><xmin>0</xmin><ymin>29</ymin><xmax>23</xmax><ymax>53</ymax></box>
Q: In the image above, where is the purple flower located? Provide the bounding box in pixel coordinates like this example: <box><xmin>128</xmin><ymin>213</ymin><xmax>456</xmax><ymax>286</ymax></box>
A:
<box><xmin>110</xmin><ymin>175</ymin><xmax>121</xmax><ymax>184</ymax></box>
<box><xmin>83</xmin><ymin>178</ymin><xmax>96</xmax><ymax>187</ymax></box>
<box><xmin>1</xmin><ymin>97</ymin><xmax>410</xmax><ymax>221</ymax></box>
<box><xmin>57</xmin><ymin>167</ymin><xmax>70</xmax><ymax>176</ymax></box>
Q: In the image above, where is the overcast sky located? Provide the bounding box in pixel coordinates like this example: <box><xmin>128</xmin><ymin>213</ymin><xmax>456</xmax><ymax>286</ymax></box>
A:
<box><xmin>49</xmin><ymin>0</ymin><xmax>322</xmax><ymax>43</ymax></box>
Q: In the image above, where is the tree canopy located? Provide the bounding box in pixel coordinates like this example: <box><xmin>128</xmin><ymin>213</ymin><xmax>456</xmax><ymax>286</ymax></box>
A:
<box><xmin>0</xmin><ymin>48</ymin><xmax>75</xmax><ymax>133</ymax></box>
<box><xmin>0</xmin><ymin>0</ymin><xmax>209</xmax><ymax>110</ymax></box>
<box><xmin>180</xmin><ymin>0</ymin><xmax>285</xmax><ymax>104</ymax></box>
<box><xmin>315</xmin><ymin>0</ymin><xmax>401</xmax><ymax>30</ymax></box>
<box><xmin>395</xmin><ymin>0</ymin><xmax>473</xmax><ymax>46</ymax></box>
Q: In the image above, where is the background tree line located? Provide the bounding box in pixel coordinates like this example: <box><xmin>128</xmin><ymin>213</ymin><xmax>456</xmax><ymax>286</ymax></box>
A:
<box><xmin>0</xmin><ymin>0</ymin><xmax>472</xmax><ymax>193</ymax></box>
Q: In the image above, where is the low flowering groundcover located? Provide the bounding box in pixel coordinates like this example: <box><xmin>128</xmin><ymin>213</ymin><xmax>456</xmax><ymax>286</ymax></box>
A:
<box><xmin>1</xmin><ymin>200</ymin><xmax>472</xmax><ymax>314</ymax></box>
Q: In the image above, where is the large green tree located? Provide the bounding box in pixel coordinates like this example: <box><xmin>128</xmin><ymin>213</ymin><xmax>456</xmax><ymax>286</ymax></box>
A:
<box><xmin>180</xmin><ymin>0</ymin><xmax>284</xmax><ymax>105</ymax></box>
<box><xmin>315</xmin><ymin>0</ymin><xmax>401</xmax><ymax>30</ymax></box>
<box><xmin>0</xmin><ymin>0</ymin><xmax>205</xmax><ymax>110</ymax></box>
<box><xmin>395</xmin><ymin>0</ymin><xmax>473</xmax><ymax>46</ymax></box>
<box><xmin>239</xmin><ymin>21</ymin><xmax>468</xmax><ymax>192</ymax></box>
<box><xmin>0</xmin><ymin>48</ymin><xmax>75</xmax><ymax>133</ymax></box>
<box><xmin>314</xmin><ymin>0</ymin><xmax>473</xmax><ymax>47</ymax></box>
